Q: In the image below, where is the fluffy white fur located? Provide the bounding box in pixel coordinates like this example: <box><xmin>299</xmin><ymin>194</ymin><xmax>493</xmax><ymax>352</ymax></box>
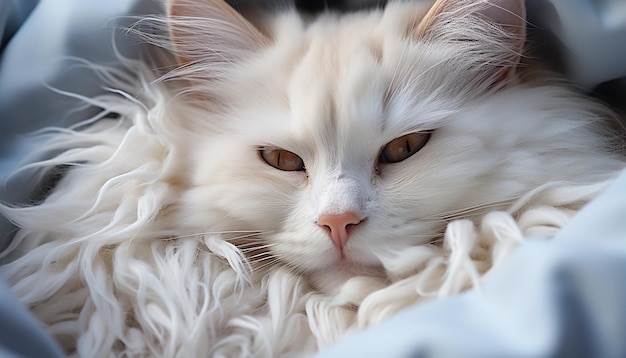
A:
<box><xmin>1</xmin><ymin>0</ymin><xmax>625</xmax><ymax>356</ymax></box>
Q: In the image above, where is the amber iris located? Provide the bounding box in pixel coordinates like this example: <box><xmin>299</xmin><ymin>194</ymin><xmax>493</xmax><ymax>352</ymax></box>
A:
<box><xmin>260</xmin><ymin>148</ymin><xmax>305</xmax><ymax>171</ymax></box>
<box><xmin>380</xmin><ymin>132</ymin><xmax>430</xmax><ymax>164</ymax></box>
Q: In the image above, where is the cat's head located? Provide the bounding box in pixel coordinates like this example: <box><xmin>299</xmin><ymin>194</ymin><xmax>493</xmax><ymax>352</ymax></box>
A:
<box><xmin>165</xmin><ymin>0</ymin><xmax>534</xmax><ymax>290</ymax></box>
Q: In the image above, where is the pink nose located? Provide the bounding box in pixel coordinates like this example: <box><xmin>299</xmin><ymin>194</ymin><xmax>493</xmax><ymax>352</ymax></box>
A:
<box><xmin>317</xmin><ymin>212</ymin><xmax>363</xmax><ymax>251</ymax></box>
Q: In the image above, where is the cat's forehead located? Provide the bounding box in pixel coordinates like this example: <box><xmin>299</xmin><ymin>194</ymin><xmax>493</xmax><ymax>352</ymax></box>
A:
<box><xmin>232</xmin><ymin>3</ymin><xmax>450</xmax><ymax>160</ymax></box>
<box><xmin>287</xmin><ymin>26</ymin><xmax>386</xmax><ymax>138</ymax></box>
<box><xmin>278</xmin><ymin>6</ymin><xmax>438</xmax><ymax>147</ymax></box>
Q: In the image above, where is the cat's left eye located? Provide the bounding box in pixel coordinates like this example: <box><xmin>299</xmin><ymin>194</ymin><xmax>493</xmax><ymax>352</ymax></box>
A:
<box><xmin>260</xmin><ymin>148</ymin><xmax>305</xmax><ymax>171</ymax></box>
<box><xmin>379</xmin><ymin>132</ymin><xmax>430</xmax><ymax>164</ymax></box>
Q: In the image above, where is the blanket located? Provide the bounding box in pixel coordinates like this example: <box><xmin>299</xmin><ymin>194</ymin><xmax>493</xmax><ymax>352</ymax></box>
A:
<box><xmin>1</xmin><ymin>1</ymin><xmax>624</xmax><ymax>357</ymax></box>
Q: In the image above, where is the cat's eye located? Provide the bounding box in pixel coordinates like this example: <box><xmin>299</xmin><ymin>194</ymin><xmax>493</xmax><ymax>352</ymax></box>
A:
<box><xmin>260</xmin><ymin>148</ymin><xmax>305</xmax><ymax>171</ymax></box>
<box><xmin>379</xmin><ymin>132</ymin><xmax>430</xmax><ymax>164</ymax></box>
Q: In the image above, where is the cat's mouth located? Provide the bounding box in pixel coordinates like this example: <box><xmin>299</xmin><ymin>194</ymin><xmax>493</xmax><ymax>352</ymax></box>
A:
<box><xmin>309</xmin><ymin>237</ymin><xmax>388</xmax><ymax>278</ymax></box>
<box><xmin>336</xmin><ymin>260</ymin><xmax>382</xmax><ymax>276</ymax></box>
<box><xmin>325</xmin><ymin>250</ymin><xmax>385</xmax><ymax>277</ymax></box>
<box><xmin>307</xmin><ymin>258</ymin><xmax>386</xmax><ymax>294</ymax></box>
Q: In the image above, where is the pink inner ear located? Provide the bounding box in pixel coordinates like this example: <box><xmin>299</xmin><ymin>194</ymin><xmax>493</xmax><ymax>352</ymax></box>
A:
<box><xmin>477</xmin><ymin>0</ymin><xmax>527</xmax><ymax>81</ymax></box>
<box><xmin>167</xmin><ymin>0</ymin><xmax>267</xmax><ymax>65</ymax></box>
<box><xmin>417</xmin><ymin>0</ymin><xmax>526</xmax><ymax>40</ymax></box>
<box><xmin>477</xmin><ymin>0</ymin><xmax>526</xmax><ymax>41</ymax></box>
<box><xmin>414</xmin><ymin>0</ymin><xmax>527</xmax><ymax>86</ymax></box>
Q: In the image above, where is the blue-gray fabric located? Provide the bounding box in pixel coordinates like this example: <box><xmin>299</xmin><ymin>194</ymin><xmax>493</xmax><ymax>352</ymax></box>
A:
<box><xmin>0</xmin><ymin>0</ymin><xmax>158</xmax><ymax>204</ymax></box>
<box><xmin>1</xmin><ymin>1</ymin><xmax>624</xmax><ymax>357</ymax></box>
<box><xmin>0</xmin><ymin>277</ymin><xmax>65</xmax><ymax>358</ymax></box>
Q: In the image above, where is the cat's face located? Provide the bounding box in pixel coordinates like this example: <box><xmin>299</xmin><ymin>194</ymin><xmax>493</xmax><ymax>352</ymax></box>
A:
<box><xmin>169</xmin><ymin>0</ymin><xmax>529</xmax><ymax>289</ymax></box>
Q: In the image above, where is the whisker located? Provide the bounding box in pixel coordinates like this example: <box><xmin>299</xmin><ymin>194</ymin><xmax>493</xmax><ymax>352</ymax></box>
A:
<box><xmin>225</xmin><ymin>236</ymin><xmax>268</xmax><ymax>245</ymax></box>
<box><xmin>158</xmin><ymin>230</ymin><xmax>270</xmax><ymax>239</ymax></box>
<box><xmin>237</xmin><ymin>243</ymin><xmax>278</xmax><ymax>253</ymax></box>
<box><xmin>427</xmin><ymin>235</ymin><xmax>445</xmax><ymax>246</ymax></box>
<box><xmin>252</xmin><ymin>258</ymin><xmax>282</xmax><ymax>273</ymax></box>
<box><xmin>413</xmin><ymin>218</ymin><xmax>448</xmax><ymax>225</ymax></box>
<box><xmin>164</xmin><ymin>230</ymin><xmax>273</xmax><ymax>241</ymax></box>
<box><xmin>237</xmin><ymin>242</ymin><xmax>277</xmax><ymax>249</ymax></box>
<box><xmin>402</xmin><ymin>231</ymin><xmax>444</xmax><ymax>238</ymax></box>
<box><xmin>426</xmin><ymin>200</ymin><xmax>512</xmax><ymax>221</ymax></box>
<box><xmin>223</xmin><ymin>231</ymin><xmax>274</xmax><ymax>239</ymax></box>
<box><xmin>251</xmin><ymin>255</ymin><xmax>277</xmax><ymax>263</ymax></box>
<box><xmin>245</xmin><ymin>251</ymin><xmax>276</xmax><ymax>261</ymax></box>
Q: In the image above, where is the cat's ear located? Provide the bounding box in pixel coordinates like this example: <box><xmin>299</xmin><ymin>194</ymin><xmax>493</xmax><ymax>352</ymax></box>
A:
<box><xmin>167</xmin><ymin>0</ymin><xmax>268</xmax><ymax>66</ymax></box>
<box><xmin>415</xmin><ymin>0</ymin><xmax>526</xmax><ymax>84</ymax></box>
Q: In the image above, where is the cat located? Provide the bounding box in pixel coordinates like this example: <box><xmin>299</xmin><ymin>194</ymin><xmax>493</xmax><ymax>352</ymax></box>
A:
<box><xmin>1</xmin><ymin>0</ymin><xmax>624</xmax><ymax>356</ymax></box>
<box><xmin>165</xmin><ymin>0</ymin><xmax>625</xmax><ymax>291</ymax></box>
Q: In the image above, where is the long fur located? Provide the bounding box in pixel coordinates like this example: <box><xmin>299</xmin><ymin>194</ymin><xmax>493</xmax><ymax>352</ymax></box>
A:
<box><xmin>1</xmin><ymin>0</ymin><xmax>625</xmax><ymax>356</ymax></box>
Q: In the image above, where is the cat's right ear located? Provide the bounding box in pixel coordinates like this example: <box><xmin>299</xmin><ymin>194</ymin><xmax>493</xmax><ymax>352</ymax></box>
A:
<box><xmin>167</xmin><ymin>0</ymin><xmax>268</xmax><ymax>66</ymax></box>
<box><xmin>413</xmin><ymin>0</ymin><xmax>526</xmax><ymax>87</ymax></box>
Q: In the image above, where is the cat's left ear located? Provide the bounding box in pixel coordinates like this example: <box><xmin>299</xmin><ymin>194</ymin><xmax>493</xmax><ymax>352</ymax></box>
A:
<box><xmin>415</xmin><ymin>0</ymin><xmax>526</xmax><ymax>84</ymax></box>
<box><xmin>167</xmin><ymin>0</ymin><xmax>268</xmax><ymax>66</ymax></box>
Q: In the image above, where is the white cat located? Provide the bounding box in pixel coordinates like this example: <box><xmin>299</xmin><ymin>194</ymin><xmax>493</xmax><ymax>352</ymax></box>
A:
<box><xmin>1</xmin><ymin>0</ymin><xmax>624</xmax><ymax>356</ymax></box>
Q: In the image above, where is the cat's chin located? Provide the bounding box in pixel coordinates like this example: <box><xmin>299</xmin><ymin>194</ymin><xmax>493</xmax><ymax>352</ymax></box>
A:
<box><xmin>307</xmin><ymin>260</ymin><xmax>386</xmax><ymax>295</ymax></box>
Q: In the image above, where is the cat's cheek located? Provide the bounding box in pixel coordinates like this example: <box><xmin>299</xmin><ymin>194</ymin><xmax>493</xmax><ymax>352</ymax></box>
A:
<box><xmin>176</xmin><ymin>139</ymin><xmax>309</xmax><ymax>231</ymax></box>
<box><xmin>175</xmin><ymin>172</ymin><xmax>301</xmax><ymax>234</ymax></box>
<box><xmin>269</xmin><ymin>232</ymin><xmax>337</xmax><ymax>269</ymax></box>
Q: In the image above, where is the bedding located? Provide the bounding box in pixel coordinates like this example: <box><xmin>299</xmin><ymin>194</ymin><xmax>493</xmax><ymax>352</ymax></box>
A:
<box><xmin>1</xmin><ymin>1</ymin><xmax>624</xmax><ymax>357</ymax></box>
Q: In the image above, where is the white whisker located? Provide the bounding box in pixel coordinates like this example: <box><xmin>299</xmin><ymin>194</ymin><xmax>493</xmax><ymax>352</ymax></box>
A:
<box><xmin>426</xmin><ymin>200</ymin><xmax>512</xmax><ymax>221</ymax></box>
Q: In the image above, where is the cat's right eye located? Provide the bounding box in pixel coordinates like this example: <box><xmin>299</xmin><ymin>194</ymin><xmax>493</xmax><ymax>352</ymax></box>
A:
<box><xmin>260</xmin><ymin>147</ymin><xmax>305</xmax><ymax>172</ymax></box>
<box><xmin>379</xmin><ymin>132</ymin><xmax>430</xmax><ymax>164</ymax></box>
